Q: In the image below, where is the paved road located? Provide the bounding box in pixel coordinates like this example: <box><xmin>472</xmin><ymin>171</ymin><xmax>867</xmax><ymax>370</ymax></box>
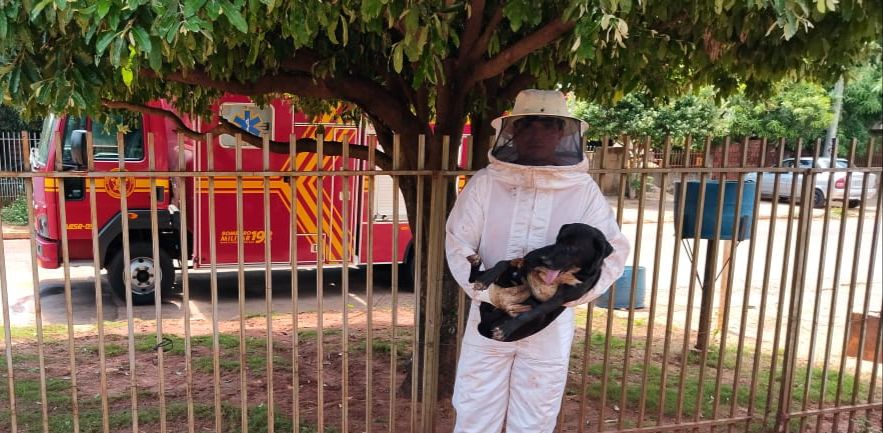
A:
<box><xmin>1</xmin><ymin>199</ymin><xmax>880</xmax><ymax>365</ymax></box>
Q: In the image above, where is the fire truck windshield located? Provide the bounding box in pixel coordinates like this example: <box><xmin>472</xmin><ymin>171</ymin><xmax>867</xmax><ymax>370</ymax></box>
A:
<box><xmin>33</xmin><ymin>114</ymin><xmax>57</xmax><ymax>170</ymax></box>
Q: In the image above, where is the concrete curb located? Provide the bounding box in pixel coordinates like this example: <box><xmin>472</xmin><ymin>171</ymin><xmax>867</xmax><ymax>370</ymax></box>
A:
<box><xmin>2</xmin><ymin>225</ymin><xmax>31</xmax><ymax>240</ymax></box>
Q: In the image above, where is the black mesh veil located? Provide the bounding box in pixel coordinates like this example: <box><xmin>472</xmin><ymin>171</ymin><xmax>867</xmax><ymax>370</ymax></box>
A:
<box><xmin>491</xmin><ymin>115</ymin><xmax>584</xmax><ymax>166</ymax></box>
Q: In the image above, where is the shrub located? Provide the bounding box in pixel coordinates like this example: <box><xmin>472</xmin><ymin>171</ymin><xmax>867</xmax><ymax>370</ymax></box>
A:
<box><xmin>1</xmin><ymin>196</ymin><xmax>30</xmax><ymax>226</ymax></box>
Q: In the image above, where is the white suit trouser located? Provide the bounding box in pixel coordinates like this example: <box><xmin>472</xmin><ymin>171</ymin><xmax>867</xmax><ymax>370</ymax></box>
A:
<box><xmin>452</xmin><ymin>302</ymin><xmax>575</xmax><ymax>433</ymax></box>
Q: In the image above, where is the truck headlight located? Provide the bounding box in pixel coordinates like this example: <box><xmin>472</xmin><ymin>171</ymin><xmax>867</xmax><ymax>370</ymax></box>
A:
<box><xmin>36</xmin><ymin>214</ymin><xmax>49</xmax><ymax>238</ymax></box>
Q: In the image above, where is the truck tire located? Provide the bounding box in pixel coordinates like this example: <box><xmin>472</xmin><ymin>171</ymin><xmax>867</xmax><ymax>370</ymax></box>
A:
<box><xmin>107</xmin><ymin>242</ymin><xmax>174</xmax><ymax>305</ymax></box>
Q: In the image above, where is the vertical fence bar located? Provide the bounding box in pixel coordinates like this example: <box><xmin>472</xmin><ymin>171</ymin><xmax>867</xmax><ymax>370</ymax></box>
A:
<box><xmin>389</xmin><ymin>134</ymin><xmax>401</xmax><ymax>433</ymax></box>
<box><xmin>54</xmin><ymin>131</ymin><xmax>80</xmax><ymax>433</ymax></box>
<box><xmin>831</xmin><ymin>138</ymin><xmax>862</xmax><ymax>432</ymax></box>
<box><xmin>176</xmin><ymin>134</ymin><xmax>196</xmax><ymax>433</ymax></box>
<box><xmin>693</xmin><ymin>137</ymin><xmax>730</xmax><ymax>425</ymax></box>
<box><xmin>114</xmin><ymin>130</ymin><xmax>138</xmax><ymax>432</ymax></box>
<box><xmin>288</xmin><ymin>134</ymin><xmax>300</xmax><ymax>433</ymax></box>
<box><xmin>752</xmin><ymin>140</ymin><xmax>786</xmax><ymax>429</ymax></box>
<box><xmin>844</xmin><ymin>140</ymin><xmax>876</xmax><ymax>433</ymax></box>
<box><xmin>618</xmin><ymin>137</ymin><xmax>650</xmax><ymax>430</ymax></box>
<box><xmin>637</xmin><ymin>135</ymin><xmax>671</xmax><ymax>427</ymax></box>
<box><xmin>710</xmin><ymin>138</ymin><xmax>750</xmax><ymax>431</ymax></box>
<box><xmin>411</xmin><ymin>135</ymin><xmax>426</xmax><ymax>432</ymax></box>
<box><xmin>0</xmin><ymin>152</ymin><xmax>16</xmax><ymax>433</ymax></box>
<box><xmin>234</xmin><ymin>134</ymin><xmax>249</xmax><ymax>433</ymax></box>
<box><xmin>765</xmin><ymin>139</ymin><xmax>804</xmax><ymax>426</ymax></box>
<box><xmin>341</xmin><ymin>134</ymin><xmax>350</xmax><ymax>433</ymax></box>
<box><xmin>864</xmin><ymin>181</ymin><xmax>883</xmax><ymax>415</ymax></box>
<box><xmin>800</xmin><ymin>140</ymin><xmax>831</xmax><ymax>432</ymax></box>
<box><xmin>578</xmin><ymin>136</ymin><xmax>608</xmax><ymax>433</ymax></box>
<box><xmin>728</xmin><ymin>138</ymin><xmax>768</xmax><ymax>433</ymax></box>
<box><xmin>262</xmin><ymin>134</ymin><xmax>275</xmax><ymax>433</ymax></box>
<box><xmin>657</xmin><ymin>137</ymin><xmax>691</xmax><ymax>427</ymax></box>
<box><xmin>676</xmin><ymin>137</ymin><xmax>713</xmax><ymax>424</ymax></box>
<box><xmin>365</xmin><ymin>137</ymin><xmax>375</xmax><ymax>433</ymax></box>
<box><xmin>316</xmin><ymin>134</ymin><xmax>325</xmax><ymax>433</ymax></box>
<box><xmin>85</xmin><ymin>131</ymin><xmax>111</xmax><ymax>433</ymax></box>
<box><xmin>815</xmin><ymin>139</ymin><xmax>858</xmax><ymax>432</ymax></box>
<box><xmin>147</xmin><ymin>133</ymin><xmax>169</xmax><ymax>433</ymax></box>
<box><xmin>420</xmin><ymin>136</ymin><xmax>449</xmax><ymax>432</ymax></box>
<box><xmin>410</xmin><ymin>135</ymin><xmax>426</xmax><ymax>433</ymax></box>
<box><xmin>852</xmin><ymin>177</ymin><xmax>882</xmax><ymax>427</ymax></box>
<box><xmin>205</xmin><ymin>133</ymin><xmax>223</xmax><ymax>433</ymax></box>
<box><xmin>454</xmin><ymin>136</ymin><xmax>471</xmax><ymax>370</ymax></box>
<box><xmin>21</xmin><ymin>134</ymin><xmax>50</xmax><ymax>433</ymax></box>
<box><xmin>776</xmin><ymin>139</ymin><xmax>816</xmax><ymax>433</ymax></box>
<box><xmin>599</xmin><ymin>135</ymin><xmax>629</xmax><ymax>431</ymax></box>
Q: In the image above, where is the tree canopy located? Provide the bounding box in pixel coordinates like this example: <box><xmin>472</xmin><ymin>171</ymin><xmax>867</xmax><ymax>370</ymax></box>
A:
<box><xmin>1</xmin><ymin>0</ymin><xmax>881</xmax><ymax>170</ymax></box>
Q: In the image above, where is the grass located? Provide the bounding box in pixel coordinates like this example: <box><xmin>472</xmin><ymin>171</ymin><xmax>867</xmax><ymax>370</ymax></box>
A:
<box><xmin>570</xmin><ymin>333</ymin><xmax>869</xmax><ymax>423</ymax></box>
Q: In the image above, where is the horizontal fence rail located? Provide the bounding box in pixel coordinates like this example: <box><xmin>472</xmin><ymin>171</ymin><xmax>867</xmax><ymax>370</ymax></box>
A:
<box><xmin>0</xmin><ymin>131</ymin><xmax>881</xmax><ymax>433</ymax></box>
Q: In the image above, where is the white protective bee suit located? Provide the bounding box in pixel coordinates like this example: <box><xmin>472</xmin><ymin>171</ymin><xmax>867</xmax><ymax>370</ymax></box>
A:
<box><xmin>445</xmin><ymin>90</ymin><xmax>629</xmax><ymax>433</ymax></box>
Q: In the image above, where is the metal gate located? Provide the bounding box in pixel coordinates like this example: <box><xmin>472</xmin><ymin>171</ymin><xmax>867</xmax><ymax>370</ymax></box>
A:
<box><xmin>0</xmin><ymin>132</ymin><xmax>881</xmax><ymax>432</ymax></box>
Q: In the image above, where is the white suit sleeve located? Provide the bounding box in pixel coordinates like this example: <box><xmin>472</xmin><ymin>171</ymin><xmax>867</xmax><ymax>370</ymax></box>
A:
<box><xmin>445</xmin><ymin>175</ymin><xmax>492</xmax><ymax>303</ymax></box>
<box><xmin>563</xmin><ymin>179</ymin><xmax>630</xmax><ymax>307</ymax></box>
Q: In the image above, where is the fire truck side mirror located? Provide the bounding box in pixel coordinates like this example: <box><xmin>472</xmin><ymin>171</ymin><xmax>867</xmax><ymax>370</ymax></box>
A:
<box><xmin>70</xmin><ymin>130</ymin><xmax>88</xmax><ymax>170</ymax></box>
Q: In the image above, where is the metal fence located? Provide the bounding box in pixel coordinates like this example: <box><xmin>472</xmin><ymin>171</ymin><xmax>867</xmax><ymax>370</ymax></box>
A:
<box><xmin>0</xmin><ymin>131</ymin><xmax>39</xmax><ymax>204</ymax></box>
<box><xmin>0</xmin><ymin>133</ymin><xmax>881</xmax><ymax>433</ymax></box>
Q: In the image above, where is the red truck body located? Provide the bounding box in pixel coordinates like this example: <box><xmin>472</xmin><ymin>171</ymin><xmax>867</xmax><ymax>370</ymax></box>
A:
<box><xmin>31</xmin><ymin>96</ymin><xmax>417</xmax><ymax>302</ymax></box>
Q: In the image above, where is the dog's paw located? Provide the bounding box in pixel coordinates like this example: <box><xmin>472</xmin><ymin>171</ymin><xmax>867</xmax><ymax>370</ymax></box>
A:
<box><xmin>492</xmin><ymin>327</ymin><xmax>506</xmax><ymax>341</ymax></box>
<box><xmin>505</xmin><ymin>303</ymin><xmax>532</xmax><ymax>317</ymax></box>
<box><xmin>466</xmin><ymin>254</ymin><xmax>482</xmax><ymax>266</ymax></box>
<box><xmin>472</xmin><ymin>282</ymin><xmax>488</xmax><ymax>291</ymax></box>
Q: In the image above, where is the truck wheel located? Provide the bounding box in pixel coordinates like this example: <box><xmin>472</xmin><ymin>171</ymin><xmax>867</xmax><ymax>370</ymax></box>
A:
<box><xmin>399</xmin><ymin>240</ymin><xmax>415</xmax><ymax>291</ymax></box>
<box><xmin>812</xmin><ymin>188</ymin><xmax>826</xmax><ymax>208</ymax></box>
<box><xmin>107</xmin><ymin>242</ymin><xmax>174</xmax><ymax>305</ymax></box>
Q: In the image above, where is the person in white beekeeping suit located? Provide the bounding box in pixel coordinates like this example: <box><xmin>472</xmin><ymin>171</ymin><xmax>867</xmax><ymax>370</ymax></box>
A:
<box><xmin>445</xmin><ymin>89</ymin><xmax>630</xmax><ymax>432</ymax></box>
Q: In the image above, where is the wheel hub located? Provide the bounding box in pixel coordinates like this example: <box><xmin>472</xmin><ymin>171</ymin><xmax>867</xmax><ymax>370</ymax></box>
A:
<box><xmin>128</xmin><ymin>257</ymin><xmax>160</xmax><ymax>295</ymax></box>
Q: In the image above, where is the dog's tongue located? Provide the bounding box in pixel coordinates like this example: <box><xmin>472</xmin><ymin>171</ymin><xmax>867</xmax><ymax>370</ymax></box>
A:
<box><xmin>543</xmin><ymin>269</ymin><xmax>561</xmax><ymax>285</ymax></box>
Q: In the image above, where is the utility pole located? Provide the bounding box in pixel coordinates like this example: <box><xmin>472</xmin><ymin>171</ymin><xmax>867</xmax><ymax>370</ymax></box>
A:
<box><xmin>824</xmin><ymin>75</ymin><xmax>845</xmax><ymax>158</ymax></box>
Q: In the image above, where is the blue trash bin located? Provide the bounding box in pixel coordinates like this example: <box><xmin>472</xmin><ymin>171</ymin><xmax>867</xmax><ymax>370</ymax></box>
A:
<box><xmin>673</xmin><ymin>180</ymin><xmax>757</xmax><ymax>241</ymax></box>
<box><xmin>594</xmin><ymin>266</ymin><xmax>646</xmax><ymax>310</ymax></box>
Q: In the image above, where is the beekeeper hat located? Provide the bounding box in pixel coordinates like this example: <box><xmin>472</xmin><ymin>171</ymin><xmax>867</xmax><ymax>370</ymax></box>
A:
<box><xmin>491</xmin><ymin>89</ymin><xmax>588</xmax><ymax>136</ymax></box>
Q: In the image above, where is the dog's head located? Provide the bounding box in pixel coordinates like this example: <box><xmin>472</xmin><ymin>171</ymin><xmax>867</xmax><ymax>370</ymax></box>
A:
<box><xmin>523</xmin><ymin>223</ymin><xmax>613</xmax><ymax>284</ymax></box>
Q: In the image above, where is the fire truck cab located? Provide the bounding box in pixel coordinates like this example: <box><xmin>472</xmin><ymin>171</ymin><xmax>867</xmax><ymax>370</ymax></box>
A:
<box><xmin>31</xmin><ymin>96</ymin><xmax>413</xmax><ymax>304</ymax></box>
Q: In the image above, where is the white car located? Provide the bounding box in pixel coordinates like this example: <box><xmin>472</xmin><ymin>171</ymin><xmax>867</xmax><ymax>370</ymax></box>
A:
<box><xmin>747</xmin><ymin>157</ymin><xmax>878</xmax><ymax>208</ymax></box>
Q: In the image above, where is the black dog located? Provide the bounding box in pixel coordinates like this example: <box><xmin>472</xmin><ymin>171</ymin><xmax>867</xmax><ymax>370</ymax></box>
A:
<box><xmin>467</xmin><ymin>223</ymin><xmax>613</xmax><ymax>342</ymax></box>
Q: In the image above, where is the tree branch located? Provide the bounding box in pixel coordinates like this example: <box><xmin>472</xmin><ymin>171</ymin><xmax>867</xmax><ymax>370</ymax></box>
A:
<box><xmin>467</xmin><ymin>5</ymin><xmax>504</xmax><ymax>63</ymax></box>
<box><xmin>142</xmin><ymin>69</ymin><xmax>335</xmax><ymax>98</ymax></box>
<box><xmin>101</xmin><ymin>99</ymin><xmax>393</xmax><ymax>170</ymax></box>
<box><xmin>458</xmin><ymin>0</ymin><xmax>486</xmax><ymax>63</ymax></box>
<box><xmin>469</xmin><ymin>18</ymin><xmax>576</xmax><ymax>86</ymax></box>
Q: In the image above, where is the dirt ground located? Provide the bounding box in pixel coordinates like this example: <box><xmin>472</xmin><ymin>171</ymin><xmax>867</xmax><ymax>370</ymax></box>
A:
<box><xmin>1</xmin><ymin>309</ymin><xmax>880</xmax><ymax>432</ymax></box>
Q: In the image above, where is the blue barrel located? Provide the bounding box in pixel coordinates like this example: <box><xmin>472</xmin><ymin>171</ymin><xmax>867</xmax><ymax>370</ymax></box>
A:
<box><xmin>594</xmin><ymin>266</ymin><xmax>646</xmax><ymax>310</ymax></box>
<box><xmin>673</xmin><ymin>180</ymin><xmax>757</xmax><ymax>241</ymax></box>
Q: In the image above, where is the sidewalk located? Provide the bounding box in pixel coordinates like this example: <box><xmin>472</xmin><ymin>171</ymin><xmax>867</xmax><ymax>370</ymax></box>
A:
<box><xmin>612</xmin><ymin>194</ymin><xmax>872</xmax><ymax>225</ymax></box>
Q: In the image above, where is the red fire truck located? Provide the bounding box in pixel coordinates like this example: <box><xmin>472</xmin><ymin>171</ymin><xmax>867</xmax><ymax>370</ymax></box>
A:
<box><xmin>31</xmin><ymin>96</ymin><xmax>416</xmax><ymax>304</ymax></box>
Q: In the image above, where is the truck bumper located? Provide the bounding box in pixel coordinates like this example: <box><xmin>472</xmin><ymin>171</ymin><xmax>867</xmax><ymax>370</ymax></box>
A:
<box><xmin>36</xmin><ymin>236</ymin><xmax>60</xmax><ymax>269</ymax></box>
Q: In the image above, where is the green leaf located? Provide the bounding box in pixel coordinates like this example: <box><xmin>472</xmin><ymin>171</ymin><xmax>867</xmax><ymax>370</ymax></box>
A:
<box><xmin>361</xmin><ymin>0</ymin><xmax>383</xmax><ymax>19</ymax></box>
<box><xmin>110</xmin><ymin>37</ymin><xmax>125</xmax><ymax>67</ymax></box>
<box><xmin>96</xmin><ymin>32</ymin><xmax>117</xmax><ymax>57</ymax></box>
<box><xmin>184</xmin><ymin>0</ymin><xmax>208</xmax><ymax>17</ymax></box>
<box><xmin>30</xmin><ymin>0</ymin><xmax>54</xmax><ymax>21</ymax></box>
<box><xmin>0</xmin><ymin>13</ymin><xmax>6</xmax><ymax>39</ymax></box>
<box><xmin>8</xmin><ymin>67</ymin><xmax>20</xmax><ymax>94</ymax></box>
<box><xmin>816</xmin><ymin>0</ymin><xmax>826</xmax><ymax>13</ymax></box>
<box><xmin>130</xmin><ymin>27</ymin><xmax>152</xmax><ymax>53</ymax></box>
<box><xmin>148</xmin><ymin>41</ymin><xmax>163</xmax><ymax>70</ymax></box>
<box><xmin>392</xmin><ymin>42</ymin><xmax>403</xmax><ymax>73</ymax></box>
<box><xmin>219</xmin><ymin>0</ymin><xmax>248</xmax><ymax>33</ymax></box>
<box><xmin>96</xmin><ymin>0</ymin><xmax>111</xmax><ymax>20</ymax></box>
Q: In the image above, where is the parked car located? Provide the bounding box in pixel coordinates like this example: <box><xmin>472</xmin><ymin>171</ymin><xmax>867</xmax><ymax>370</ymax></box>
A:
<box><xmin>746</xmin><ymin>157</ymin><xmax>878</xmax><ymax>208</ymax></box>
